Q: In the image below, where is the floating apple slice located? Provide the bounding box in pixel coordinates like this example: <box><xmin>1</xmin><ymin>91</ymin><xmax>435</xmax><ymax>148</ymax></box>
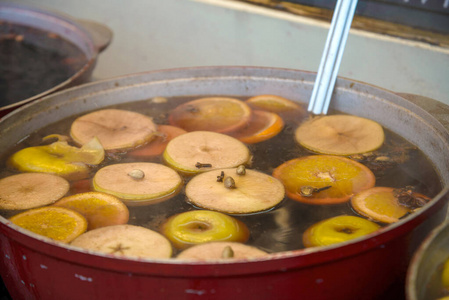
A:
<box><xmin>168</xmin><ymin>97</ymin><xmax>252</xmax><ymax>133</ymax></box>
<box><xmin>186</xmin><ymin>168</ymin><xmax>285</xmax><ymax>214</ymax></box>
<box><xmin>351</xmin><ymin>187</ymin><xmax>429</xmax><ymax>224</ymax></box>
<box><xmin>128</xmin><ymin>125</ymin><xmax>187</xmax><ymax>158</ymax></box>
<box><xmin>92</xmin><ymin>162</ymin><xmax>183</xmax><ymax>206</ymax></box>
<box><xmin>273</xmin><ymin>155</ymin><xmax>375</xmax><ymax>205</ymax></box>
<box><xmin>8</xmin><ymin>137</ymin><xmax>104</xmax><ymax>180</ymax></box>
<box><xmin>70</xmin><ymin>109</ymin><xmax>157</xmax><ymax>151</ymax></box>
<box><xmin>10</xmin><ymin>206</ymin><xmax>87</xmax><ymax>243</ymax></box>
<box><xmin>161</xmin><ymin>210</ymin><xmax>249</xmax><ymax>249</ymax></box>
<box><xmin>53</xmin><ymin>192</ymin><xmax>129</xmax><ymax>230</ymax></box>
<box><xmin>0</xmin><ymin>173</ymin><xmax>69</xmax><ymax>210</ymax></box>
<box><xmin>71</xmin><ymin>224</ymin><xmax>173</xmax><ymax>259</ymax></box>
<box><xmin>231</xmin><ymin>110</ymin><xmax>284</xmax><ymax>144</ymax></box>
<box><xmin>302</xmin><ymin>215</ymin><xmax>381</xmax><ymax>248</ymax></box>
<box><xmin>177</xmin><ymin>242</ymin><xmax>269</xmax><ymax>261</ymax></box>
<box><xmin>163</xmin><ymin>131</ymin><xmax>251</xmax><ymax>175</ymax></box>
<box><xmin>295</xmin><ymin>115</ymin><xmax>385</xmax><ymax>155</ymax></box>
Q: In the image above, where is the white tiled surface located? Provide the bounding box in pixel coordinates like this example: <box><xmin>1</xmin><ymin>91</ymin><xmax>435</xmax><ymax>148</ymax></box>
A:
<box><xmin>10</xmin><ymin>0</ymin><xmax>449</xmax><ymax>105</ymax></box>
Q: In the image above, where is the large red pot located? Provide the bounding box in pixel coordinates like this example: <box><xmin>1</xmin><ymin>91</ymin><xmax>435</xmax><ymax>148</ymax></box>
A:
<box><xmin>1</xmin><ymin>67</ymin><xmax>449</xmax><ymax>300</ymax></box>
<box><xmin>0</xmin><ymin>2</ymin><xmax>112</xmax><ymax>117</ymax></box>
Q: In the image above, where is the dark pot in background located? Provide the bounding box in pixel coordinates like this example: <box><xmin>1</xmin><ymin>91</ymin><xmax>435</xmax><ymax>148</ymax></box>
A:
<box><xmin>0</xmin><ymin>2</ymin><xmax>112</xmax><ymax>117</ymax></box>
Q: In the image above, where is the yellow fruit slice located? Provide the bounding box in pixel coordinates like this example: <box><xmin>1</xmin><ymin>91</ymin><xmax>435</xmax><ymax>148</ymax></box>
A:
<box><xmin>168</xmin><ymin>97</ymin><xmax>252</xmax><ymax>133</ymax></box>
<box><xmin>272</xmin><ymin>155</ymin><xmax>375</xmax><ymax>205</ymax></box>
<box><xmin>0</xmin><ymin>173</ymin><xmax>69</xmax><ymax>210</ymax></box>
<box><xmin>71</xmin><ymin>224</ymin><xmax>172</xmax><ymax>259</ymax></box>
<box><xmin>128</xmin><ymin>125</ymin><xmax>187</xmax><ymax>157</ymax></box>
<box><xmin>70</xmin><ymin>109</ymin><xmax>157</xmax><ymax>151</ymax></box>
<box><xmin>160</xmin><ymin>210</ymin><xmax>249</xmax><ymax>249</ymax></box>
<box><xmin>8</xmin><ymin>138</ymin><xmax>104</xmax><ymax>180</ymax></box>
<box><xmin>302</xmin><ymin>215</ymin><xmax>381</xmax><ymax>247</ymax></box>
<box><xmin>163</xmin><ymin>131</ymin><xmax>251</xmax><ymax>175</ymax></box>
<box><xmin>177</xmin><ymin>242</ymin><xmax>268</xmax><ymax>261</ymax></box>
<box><xmin>246</xmin><ymin>94</ymin><xmax>305</xmax><ymax>114</ymax></box>
<box><xmin>186</xmin><ymin>168</ymin><xmax>285</xmax><ymax>214</ymax></box>
<box><xmin>442</xmin><ymin>257</ymin><xmax>449</xmax><ymax>290</ymax></box>
<box><xmin>53</xmin><ymin>192</ymin><xmax>129</xmax><ymax>230</ymax></box>
<box><xmin>231</xmin><ymin>110</ymin><xmax>284</xmax><ymax>144</ymax></box>
<box><xmin>351</xmin><ymin>187</ymin><xmax>425</xmax><ymax>224</ymax></box>
<box><xmin>10</xmin><ymin>206</ymin><xmax>87</xmax><ymax>243</ymax></box>
<box><xmin>295</xmin><ymin>115</ymin><xmax>385</xmax><ymax>155</ymax></box>
<box><xmin>93</xmin><ymin>162</ymin><xmax>183</xmax><ymax>206</ymax></box>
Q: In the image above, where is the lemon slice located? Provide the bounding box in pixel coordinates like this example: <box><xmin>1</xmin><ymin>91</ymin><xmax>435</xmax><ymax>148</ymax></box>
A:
<box><xmin>8</xmin><ymin>138</ymin><xmax>104</xmax><ymax>180</ymax></box>
<box><xmin>302</xmin><ymin>215</ymin><xmax>381</xmax><ymax>247</ymax></box>
<box><xmin>53</xmin><ymin>192</ymin><xmax>129</xmax><ymax>230</ymax></box>
<box><xmin>163</xmin><ymin>131</ymin><xmax>251</xmax><ymax>175</ymax></box>
<box><xmin>10</xmin><ymin>206</ymin><xmax>87</xmax><ymax>243</ymax></box>
<box><xmin>177</xmin><ymin>242</ymin><xmax>268</xmax><ymax>260</ymax></box>
<box><xmin>161</xmin><ymin>210</ymin><xmax>249</xmax><ymax>249</ymax></box>
<box><xmin>93</xmin><ymin>162</ymin><xmax>183</xmax><ymax>206</ymax></box>
<box><xmin>273</xmin><ymin>155</ymin><xmax>375</xmax><ymax>205</ymax></box>
<box><xmin>351</xmin><ymin>187</ymin><xmax>416</xmax><ymax>223</ymax></box>
<box><xmin>186</xmin><ymin>168</ymin><xmax>285</xmax><ymax>214</ymax></box>
<box><xmin>168</xmin><ymin>97</ymin><xmax>252</xmax><ymax>133</ymax></box>
<box><xmin>0</xmin><ymin>173</ymin><xmax>69</xmax><ymax>210</ymax></box>
<box><xmin>295</xmin><ymin>115</ymin><xmax>385</xmax><ymax>155</ymax></box>
<box><xmin>70</xmin><ymin>109</ymin><xmax>157</xmax><ymax>151</ymax></box>
<box><xmin>71</xmin><ymin>224</ymin><xmax>173</xmax><ymax>259</ymax></box>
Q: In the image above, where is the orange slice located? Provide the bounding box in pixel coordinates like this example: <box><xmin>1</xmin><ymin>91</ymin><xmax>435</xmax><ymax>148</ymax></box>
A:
<box><xmin>186</xmin><ymin>168</ymin><xmax>285</xmax><ymax>214</ymax></box>
<box><xmin>128</xmin><ymin>125</ymin><xmax>187</xmax><ymax>157</ymax></box>
<box><xmin>10</xmin><ymin>206</ymin><xmax>87</xmax><ymax>243</ymax></box>
<box><xmin>272</xmin><ymin>155</ymin><xmax>375</xmax><ymax>204</ymax></box>
<box><xmin>177</xmin><ymin>242</ymin><xmax>268</xmax><ymax>261</ymax></box>
<box><xmin>245</xmin><ymin>94</ymin><xmax>304</xmax><ymax>114</ymax></box>
<box><xmin>0</xmin><ymin>173</ymin><xmax>69</xmax><ymax>210</ymax></box>
<box><xmin>53</xmin><ymin>192</ymin><xmax>129</xmax><ymax>230</ymax></box>
<box><xmin>163</xmin><ymin>131</ymin><xmax>251</xmax><ymax>175</ymax></box>
<box><xmin>70</xmin><ymin>109</ymin><xmax>157</xmax><ymax>151</ymax></box>
<box><xmin>231</xmin><ymin>110</ymin><xmax>284</xmax><ymax>144</ymax></box>
<box><xmin>71</xmin><ymin>224</ymin><xmax>173</xmax><ymax>259</ymax></box>
<box><xmin>93</xmin><ymin>162</ymin><xmax>183</xmax><ymax>206</ymax></box>
<box><xmin>295</xmin><ymin>115</ymin><xmax>385</xmax><ymax>155</ymax></box>
<box><xmin>302</xmin><ymin>215</ymin><xmax>381</xmax><ymax>247</ymax></box>
<box><xmin>168</xmin><ymin>97</ymin><xmax>252</xmax><ymax>133</ymax></box>
<box><xmin>350</xmin><ymin>187</ymin><xmax>427</xmax><ymax>223</ymax></box>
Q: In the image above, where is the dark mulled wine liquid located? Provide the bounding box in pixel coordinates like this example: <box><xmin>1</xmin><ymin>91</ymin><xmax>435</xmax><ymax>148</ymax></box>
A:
<box><xmin>0</xmin><ymin>96</ymin><xmax>442</xmax><ymax>255</ymax></box>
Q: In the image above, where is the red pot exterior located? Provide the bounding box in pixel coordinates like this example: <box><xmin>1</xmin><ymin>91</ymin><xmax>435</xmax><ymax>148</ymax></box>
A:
<box><xmin>1</xmin><ymin>197</ymin><xmax>447</xmax><ymax>300</ymax></box>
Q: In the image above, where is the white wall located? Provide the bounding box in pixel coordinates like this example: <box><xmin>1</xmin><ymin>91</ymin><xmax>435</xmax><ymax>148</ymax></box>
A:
<box><xmin>11</xmin><ymin>0</ymin><xmax>449</xmax><ymax>104</ymax></box>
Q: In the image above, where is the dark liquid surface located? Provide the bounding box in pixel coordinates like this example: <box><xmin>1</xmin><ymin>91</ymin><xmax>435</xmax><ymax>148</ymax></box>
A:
<box><xmin>0</xmin><ymin>21</ymin><xmax>88</xmax><ymax>106</ymax></box>
<box><xmin>0</xmin><ymin>96</ymin><xmax>442</xmax><ymax>255</ymax></box>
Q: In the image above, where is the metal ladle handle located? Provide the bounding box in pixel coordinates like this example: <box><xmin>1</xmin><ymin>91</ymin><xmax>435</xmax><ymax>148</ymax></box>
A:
<box><xmin>308</xmin><ymin>0</ymin><xmax>358</xmax><ymax>115</ymax></box>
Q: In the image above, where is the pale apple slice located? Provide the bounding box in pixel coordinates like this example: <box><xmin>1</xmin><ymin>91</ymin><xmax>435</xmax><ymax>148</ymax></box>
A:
<box><xmin>163</xmin><ymin>131</ymin><xmax>251</xmax><ymax>175</ymax></box>
<box><xmin>92</xmin><ymin>162</ymin><xmax>183</xmax><ymax>206</ymax></box>
<box><xmin>186</xmin><ymin>168</ymin><xmax>285</xmax><ymax>214</ymax></box>
<box><xmin>0</xmin><ymin>173</ymin><xmax>69</xmax><ymax>210</ymax></box>
<box><xmin>70</xmin><ymin>224</ymin><xmax>172</xmax><ymax>259</ymax></box>
<box><xmin>70</xmin><ymin>109</ymin><xmax>157</xmax><ymax>151</ymax></box>
<box><xmin>177</xmin><ymin>242</ymin><xmax>269</xmax><ymax>261</ymax></box>
<box><xmin>295</xmin><ymin>115</ymin><xmax>384</xmax><ymax>155</ymax></box>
